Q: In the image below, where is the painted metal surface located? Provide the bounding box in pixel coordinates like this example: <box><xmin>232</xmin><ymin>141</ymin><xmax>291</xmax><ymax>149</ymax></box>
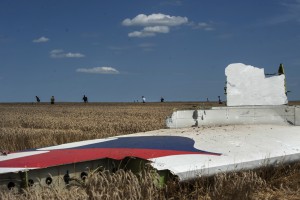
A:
<box><xmin>146</xmin><ymin>124</ymin><xmax>300</xmax><ymax>180</ymax></box>
<box><xmin>0</xmin><ymin>136</ymin><xmax>220</xmax><ymax>174</ymax></box>
<box><xmin>166</xmin><ymin>105</ymin><xmax>299</xmax><ymax>128</ymax></box>
<box><xmin>1</xmin><ymin>124</ymin><xmax>300</xmax><ymax>182</ymax></box>
<box><xmin>225</xmin><ymin>63</ymin><xmax>288</xmax><ymax>106</ymax></box>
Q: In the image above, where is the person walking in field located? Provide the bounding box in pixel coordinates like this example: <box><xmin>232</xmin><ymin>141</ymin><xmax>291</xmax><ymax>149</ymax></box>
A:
<box><xmin>50</xmin><ymin>96</ymin><xmax>55</xmax><ymax>104</ymax></box>
<box><xmin>83</xmin><ymin>95</ymin><xmax>88</xmax><ymax>103</ymax></box>
<box><xmin>142</xmin><ymin>96</ymin><xmax>146</xmax><ymax>103</ymax></box>
<box><xmin>36</xmin><ymin>96</ymin><xmax>40</xmax><ymax>103</ymax></box>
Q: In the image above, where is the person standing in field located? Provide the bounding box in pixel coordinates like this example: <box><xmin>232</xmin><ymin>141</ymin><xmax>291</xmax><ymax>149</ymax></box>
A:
<box><xmin>142</xmin><ymin>96</ymin><xmax>146</xmax><ymax>103</ymax></box>
<box><xmin>83</xmin><ymin>95</ymin><xmax>88</xmax><ymax>103</ymax></box>
<box><xmin>160</xmin><ymin>97</ymin><xmax>164</xmax><ymax>102</ymax></box>
<box><xmin>36</xmin><ymin>96</ymin><xmax>40</xmax><ymax>103</ymax></box>
<box><xmin>218</xmin><ymin>96</ymin><xmax>222</xmax><ymax>104</ymax></box>
<box><xmin>50</xmin><ymin>96</ymin><xmax>55</xmax><ymax>104</ymax></box>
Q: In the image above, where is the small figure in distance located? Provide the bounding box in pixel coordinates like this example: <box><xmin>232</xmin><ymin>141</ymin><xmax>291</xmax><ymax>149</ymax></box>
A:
<box><xmin>83</xmin><ymin>95</ymin><xmax>88</xmax><ymax>103</ymax></box>
<box><xmin>36</xmin><ymin>96</ymin><xmax>40</xmax><ymax>103</ymax></box>
<box><xmin>278</xmin><ymin>63</ymin><xmax>284</xmax><ymax>75</ymax></box>
<box><xmin>50</xmin><ymin>96</ymin><xmax>55</xmax><ymax>104</ymax></box>
<box><xmin>142</xmin><ymin>96</ymin><xmax>146</xmax><ymax>103</ymax></box>
<box><xmin>206</xmin><ymin>97</ymin><xmax>209</xmax><ymax>102</ymax></box>
<box><xmin>218</xmin><ymin>96</ymin><xmax>222</xmax><ymax>104</ymax></box>
<box><xmin>160</xmin><ymin>97</ymin><xmax>164</xmax><ymax>102</ymax></box>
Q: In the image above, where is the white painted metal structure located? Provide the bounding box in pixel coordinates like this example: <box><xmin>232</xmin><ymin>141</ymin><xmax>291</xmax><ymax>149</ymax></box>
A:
<box><xmin>146</xmin><ymin>124</ymin><xmax>300</xmax><ymax>180</ymax></box>
<box><xmin>225</xmin><ymin>63</ymin><xmax>288</xmax><ymax>106</ymax></box>
<box><xmin>166</xmin><ymin>105</ymin><xmax>300</xmax><ymax>128</ymax></box>
<box><xmin>163</xmin><ymin>104</ymin><xmax>300</xmax><ymax>180</ymax></box>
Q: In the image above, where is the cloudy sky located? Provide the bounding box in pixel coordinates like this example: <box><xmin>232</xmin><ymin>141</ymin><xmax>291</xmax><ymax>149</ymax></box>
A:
<box><xmin>0</xmin><ymin>0</ymin><xmax>300</xmax><ymax>102</ymax></box>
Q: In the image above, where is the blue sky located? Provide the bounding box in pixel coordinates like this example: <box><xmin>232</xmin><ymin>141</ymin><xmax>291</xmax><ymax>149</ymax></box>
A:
<box><xmin>0</xmin><ymin>0</ymin><xmax>299</xmax><ymax>102</ymax></box>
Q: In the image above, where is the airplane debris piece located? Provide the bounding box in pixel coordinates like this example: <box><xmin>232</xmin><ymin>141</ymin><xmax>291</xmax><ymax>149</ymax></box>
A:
<box><xmin>225</xmin><ymin>63</ymin><xmax>288</xmax><ymax>106</ymax></box>
<box><xmin>1</xmin><ymin>123</ymin><xmax>300</xmax><ymax>190</ymax></box>
<box><xmin>166</xmin><ymin>105</ymin><xmax>300</xmax><ymax>128</ymax></box>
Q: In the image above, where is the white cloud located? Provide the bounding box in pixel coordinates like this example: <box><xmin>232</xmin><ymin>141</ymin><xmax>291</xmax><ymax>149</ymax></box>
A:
<box><xmin>190</xmin><ymin>22</ymin><xmax>215</xmax><ymax>31</ymax></box>
<box><xmin>196</xmin><ymin>22</ymin><xmax>214</xmax><ymax>30</ymax></box>
<box><xmin>33</xmin><ymin>36</ymin><xmax>49</xmax><ymax>43</ymax></box>
<box><xmin>128</xmin><ymin>26</ymin><xmax>170</xmax><ymax>37</ymax></box>
<box><xmin>65</xmin><ymin>53</ymin><xmax>85</xmax><ymax>58</ymax></box>
<box><xmin>76</xmin><ymin>67</ymin><xmax>120</xmax><ymax>74</ymax></box>
<box><xmin>50</xmin><ymin>49</ymin><xmax>85</xmax><ymax>58</ymax></box>
<box><xmin>129</xmin><ymin>31</ymin><xmax>155</xmax><ymax>38</ymax></box>
<box><xmin>123</xmin><ymin>13</ymin><xmax>188</xmax><ymax>38</ymax></box>
<box><xmin>122</xmin><ymin>13</ymin><xmax>188</xmax><ymax>27</ymax></box>
<box><xmin>143</xmin><ymin>26</ymin><xmax>170</xmax><ymax>33</ymax></box>
<box><xmin>50</xmin><ymin>49</ymin><xmax>64</xmax><ymax>54</ymax></box>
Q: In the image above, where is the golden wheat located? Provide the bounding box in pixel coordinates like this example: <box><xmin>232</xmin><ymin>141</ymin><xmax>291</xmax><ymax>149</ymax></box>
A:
<box><xmin>1</xmin><ymin>102</ymin><xmax>200</xmax><ymax>151</ymax></box>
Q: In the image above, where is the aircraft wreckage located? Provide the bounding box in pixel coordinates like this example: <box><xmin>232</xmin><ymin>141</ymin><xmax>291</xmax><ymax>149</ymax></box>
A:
<box><xmin>1</xmin><ymin>63</ymin><xmax>299</xmax><ymax>190</ymax></box>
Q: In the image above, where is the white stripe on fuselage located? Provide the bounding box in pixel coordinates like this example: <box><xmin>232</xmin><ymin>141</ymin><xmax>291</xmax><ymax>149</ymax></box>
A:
<box><xmin>0</xmin><ymin>151</ymin><xmax>48</xmax><ymax>163</ymax></box>
<box><xmin>38</xmin><ymin>138</ymin><xmax>117</xmax><ymax>150</ymax></box>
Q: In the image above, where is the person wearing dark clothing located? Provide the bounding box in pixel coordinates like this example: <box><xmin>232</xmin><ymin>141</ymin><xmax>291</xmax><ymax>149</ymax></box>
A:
<box><xmin>160</xmin><ymin>97</ymin><xmax>164</xmax><ymax>102</ymax></box>
<box><xmin>83</xmin><ymin>95</ymin><xmax>88</xmax><ymax>103</ymax></box>
<box><xmin>278</xmin><ymin>63</ymin><xmax>284</xmax><ymax>75</ymax></box>
<box><xmin>36</xmin><ymin>96</ymin><xmax>40</xmax><ymax>103</ymax></box>
<box><xmin>50</xmin><ymin>96</ymin><xmax>55</xmax><ymax>104</ymax></box>
<box><xmin>218</xmin><ymin>96</ymin><xmax>222</xmax><ymax>104</ymax></box>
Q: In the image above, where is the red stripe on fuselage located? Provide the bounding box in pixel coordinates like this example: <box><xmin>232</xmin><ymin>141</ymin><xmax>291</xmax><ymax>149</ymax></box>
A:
<box><xmin>0</xmin><ymin>148</ymin><xmax>220</xmax><ymax>168</ymax></box>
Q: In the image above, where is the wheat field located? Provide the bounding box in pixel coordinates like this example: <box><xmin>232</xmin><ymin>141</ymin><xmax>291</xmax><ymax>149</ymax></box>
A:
<box><xmin>0</xmin><ymin>102</ymin><xmax>300</xmax><ymax>199</ymax></box>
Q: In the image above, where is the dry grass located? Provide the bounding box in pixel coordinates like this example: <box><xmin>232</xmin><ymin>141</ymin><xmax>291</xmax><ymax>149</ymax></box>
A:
<box><xmin>1</xmin><ymin>164</ymin><xmax>300</xmax><ymax>200</ymax></box>
<box><xmin>0</xmin><ymin>102</ymin><xmax>300</xmax><ymax>199</ymax></box>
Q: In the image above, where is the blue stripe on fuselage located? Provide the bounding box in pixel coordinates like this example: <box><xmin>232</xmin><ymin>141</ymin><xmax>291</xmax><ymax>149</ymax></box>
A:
<box><xmin>69</xmin><ymin>136</ymin><xmax>217</xmax><ymax>154</ymax></box>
